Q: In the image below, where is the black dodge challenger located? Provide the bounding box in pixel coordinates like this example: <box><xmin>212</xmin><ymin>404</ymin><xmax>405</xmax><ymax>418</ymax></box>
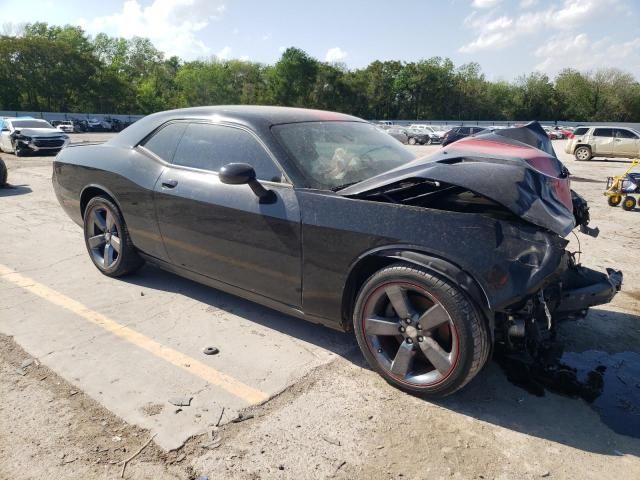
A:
<box><xmin>53</xmin><ymin>106</ymin><xmax>622</xmax><ymax>397</ymax></box>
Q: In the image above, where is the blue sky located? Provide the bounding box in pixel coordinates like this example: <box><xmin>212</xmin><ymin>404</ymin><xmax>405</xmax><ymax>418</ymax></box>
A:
<box><xmin>2</xmin><ymin>0</ymin><xmax>639</xmax><ymax>79</ymax></box>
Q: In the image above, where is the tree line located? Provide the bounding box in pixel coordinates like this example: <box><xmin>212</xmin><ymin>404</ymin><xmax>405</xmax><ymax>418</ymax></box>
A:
<box><xmin>1</xmin><ymin>22</ymin><xmax>639</xmax><ymax>122</ymax></box>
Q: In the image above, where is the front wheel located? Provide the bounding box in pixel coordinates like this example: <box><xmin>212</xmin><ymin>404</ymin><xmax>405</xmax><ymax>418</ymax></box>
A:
<box><xmin>83</xmin><ymin>196</ymin><xmax>143</xmax><ymax>277</ymax></box>
<box><xmin>408</xmin><ymin>137</ymin><xmax>417</xmax><ymax>145</ymax></box>
<box><xmin>13</xmin><ymin>142</ymin><xmax>23</xmax><ymax>157</ymax></box>
<box><xmin>353</xmin><ymin>263</ymin><xmax>490</xmax><ymax>398</ymax></box>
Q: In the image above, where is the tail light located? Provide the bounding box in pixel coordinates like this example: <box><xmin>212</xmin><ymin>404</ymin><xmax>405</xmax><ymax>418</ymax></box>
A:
<box><xmin>567</xmin><ymin>133</ymin><xmax>575</xmax><ymax>139</ymax></box>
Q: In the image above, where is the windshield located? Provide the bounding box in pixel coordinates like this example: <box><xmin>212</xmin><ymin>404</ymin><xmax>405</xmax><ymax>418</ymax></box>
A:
<box><xmin>272</xmin><ymin>121</ymin><xmax>415</xmax><ymax>190</ymax></box>
<box><xmin>11</xmin><ymin>119</ymin><xmax>53</xmax><ymax>129</ymax></box>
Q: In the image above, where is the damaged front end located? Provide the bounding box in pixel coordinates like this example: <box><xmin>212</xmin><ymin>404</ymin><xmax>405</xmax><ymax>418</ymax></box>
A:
<box><xmin>340</xmin><ymin>121</ymin><xmax>622</xmax><ymax>357</ymax></box>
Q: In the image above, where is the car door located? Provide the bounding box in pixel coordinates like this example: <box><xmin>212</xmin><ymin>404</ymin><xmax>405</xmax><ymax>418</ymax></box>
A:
<box><xmin>153</xmin><ymin>121</ymin><xmax>302</xmax><ymax>308</ymax></box>
<box><xmin>591</xmin><ymin>128</ymin><xmax>615</xmax><ymax>155</ymax></box>
<box><xmin>613</xmin><ymin>128</ymin><xmax>640</xmax><ymax>158</ymax></box>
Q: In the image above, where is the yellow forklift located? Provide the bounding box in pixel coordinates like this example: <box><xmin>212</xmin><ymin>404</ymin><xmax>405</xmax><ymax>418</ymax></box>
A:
<box><xmin>605</xmin><ymin>159</ymin><xmax>640</xmax><ymax>211</ymax></box>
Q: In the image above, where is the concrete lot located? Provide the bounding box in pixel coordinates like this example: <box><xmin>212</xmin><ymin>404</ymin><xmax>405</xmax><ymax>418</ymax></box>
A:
<box><xmin>1</xmin><ymin>134</ymin><xmax>639</xmax><ymax>479</ymax></box>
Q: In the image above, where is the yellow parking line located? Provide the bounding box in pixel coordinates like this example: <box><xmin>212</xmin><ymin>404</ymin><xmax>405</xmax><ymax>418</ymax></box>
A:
<box><xmin>0</xmin><ymin>264</ymin><xmax>269</xmax><ymax>405</ymax></box>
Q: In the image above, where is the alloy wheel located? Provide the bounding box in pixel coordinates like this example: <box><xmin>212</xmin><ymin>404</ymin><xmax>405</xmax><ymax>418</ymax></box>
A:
<box><xmin>361</xmin><ymin>282</ymin><xmax>459</xmax><ymax>386</ymax></box>
<box><xmin>87</xmin><ymin>206</ymin><xmax>121</xmax><ymax>268</ymax></box>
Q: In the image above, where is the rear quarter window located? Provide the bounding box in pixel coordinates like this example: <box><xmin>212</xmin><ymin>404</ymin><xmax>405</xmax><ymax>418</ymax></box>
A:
<box><xmin>142</xmin><ymin>122</ymin><xmax>187</xmax><ymax>162</ymax></box>
<box><xmin>573</xmin><ymin>127</ymin><xmax>589</xmax><ymax>136</ymax></box>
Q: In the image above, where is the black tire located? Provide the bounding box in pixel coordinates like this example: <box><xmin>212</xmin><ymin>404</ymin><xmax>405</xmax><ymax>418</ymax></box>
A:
<box><xmin>607</xmin><ymin>195</ymin><xmax>622</xmax><ymax>207</ymax></box>
<box><xmin>0</xmin><ymin>158</ymin><xmax>7</xmax><ymax>186</ymax></box>
<box><xmin>14</xmin><ymin>144</ymin><xmax>23</xmax><ymax>157</ymax></box>
<box><xmin>353</xmin><ymin>263</ymin><xmax>490</xmax><ymax>398</ymax></box>
<box><xmin>83</xmin><ymin>196</ymin><xmax>143</xmax><ymax>277</ymax></box>
<box><xmin>408</xmin><ymin>137</ymin><xmax>417</xmax><ymax>145</ymax></box>
<box><xmin>622</xmin><ymin>196</ymin><xmax>637</xmax><ymax>211</ymax></box>
<box><xmin>426</xmin><ymin>137</ymin><xmax>433</xmax><ymax>145</ymax></box>
<box><xmin>574</xmin><ymin>146</ymin><xmax>591</xmax><ymax>161</ymax></box>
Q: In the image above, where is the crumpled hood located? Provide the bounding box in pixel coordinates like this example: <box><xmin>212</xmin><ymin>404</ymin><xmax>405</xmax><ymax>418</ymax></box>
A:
<box><xmin>15</xmin><ymin>128</ymin><xmax>66</xmax><ymax>137</ymax></box>
<box><xmin>339</xmin><ymin>122</ymin><xmax>576</xmax><ymax>237</ymax></box>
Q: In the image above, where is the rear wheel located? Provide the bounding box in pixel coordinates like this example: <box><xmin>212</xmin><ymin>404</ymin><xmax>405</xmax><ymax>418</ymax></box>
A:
<box><xmin>608</xmin><ymin>195</ymin><xmax>622</xmax><ymax>207</ymax></box>
<box><xmin>408</xmin><ymin>137</ymin><xmax>417</xmax><ymax>145</ymax></box>
<box><xmin>353</xmin><ymin>263</ymin><xmax>490</xmax><ymax>398</ymax></box>
<box><xmin>426</xmin><ymin>137</ymin><xmax>433</xmax><ymax>145</ymax></box>
<box><xmin>574</xmin><ymin>146</ymin><xmax>591</xmax><ymax>161</ymax></box>
<box><xmin>622</xmin><ymin>196</ymin><xmax>637</xmax><ymax>211</ymax></box>
<box><xmin>83</xmin><ymin>196</ymin><xmax>143</xmax><ymax>277</ymax></box>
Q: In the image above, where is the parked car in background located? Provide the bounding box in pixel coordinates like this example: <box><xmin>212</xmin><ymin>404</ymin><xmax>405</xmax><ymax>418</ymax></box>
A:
<box><xmin>442</xmin><ymin>126</ymin><xmax>488</xmax><ymax>147</ymax></box>
<box><xmin>543</xmin><ymin>127</ymin><xmax>564</xmax><ymax>140</ymax></box>
<box><xmin>565</xmin><ymin>126</ymin><xmax>640</xmax><ymax>161</ymax></box>
<box><xmin>386</xmin><ymin>127</ymin><xmax>409</xmax><ymax>144</ymax></box>
<box><xmin>409</xmin><ymin>125</ymin><xmax>443</xmax><ymax>144</ymax></box>
<box><xmin>54</xmin><ymin>121</ymin><xmax>75</xmax><ymax>133</ymax></box>
<box><xmin>387</xmin><ymin>127</ymin><xmax>431</xmax><ymax>145</ymax></box>
<box><xmin>0</xmin><ymin>117</ymin><xmax>69</xmax><ymax>156</ymax></box>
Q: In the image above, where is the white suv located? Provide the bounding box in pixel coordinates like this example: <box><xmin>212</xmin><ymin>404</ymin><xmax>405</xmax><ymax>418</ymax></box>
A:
<box><xmin>565</xmin><ymin>126</ymin><xmax>640</xmax><ymax>161</ymax></box>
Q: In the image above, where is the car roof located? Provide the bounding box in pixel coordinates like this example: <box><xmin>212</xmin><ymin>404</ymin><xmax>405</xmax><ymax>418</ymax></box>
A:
<box><xmin>111</xmin><ymin>106</ymin><xmax>365</xmax><ymax>148</ymax></box>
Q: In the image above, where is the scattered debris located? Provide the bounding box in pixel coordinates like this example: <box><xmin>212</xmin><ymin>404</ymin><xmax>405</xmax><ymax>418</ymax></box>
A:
<box><xmin>39</xmin><ymin>375</ymin><xmax>48</xmax><ymax>381</ymax></box>
<box><xmin>140</xmin><ymin>291</ymin><xmax>145</xmax><ymax>296</ymax></box>
<box><xmin>112</xmin><ymin>436</ymin><xmax>122</xmax><ymax>442</ymax></box>
<box><xmin>15</xmin><ymin>368</ymin><xmax>27</xmax><ymax>376</ymax></box>
<box><xmin>540</xmin><ymin>472</ymin><xmax>551</xmax><ymax>478</ymax></box>
<box><xmin>120</xmin><ymin>433</ymin><xmax>156</xmax><ymax>478</ymax></box>
<box><xmin>322</xmin><ymin>436</ymin><xmax>341</xmax><ymax>447</ymax></box>
<box><xmin>332</xmin><ymin>460</ymin><xmax>346</xmax><ymax>476</ymax></box>
<box><xmin>168</xmin><ymin>397</ymin><xmax>192</xmax><ymax>407</ymax></box>
<box><xmin>141</xmin><ymin>403</ymin><xmax>163</xmax><ymax>417</ymax></box>
<box><xmin>216</xmin><ymin>407</ymin><xmax>226</xmax><ymax>427</ymax></box>
<box><xmin>174</xmin><ymin>408</ymin><xmax>183</xmax><ymax>414</ymax></box>
<box><xmin>231</xmin><ymin>413</ymin><xmax>254</xmax><ymax>423</ymax></box>
<box><xmin>69</xmin><ymin>391</ymin><xmax>78</xmax><ymax>396</ymax></box>
<box><xmin>21</xmin><ymin>358</ymin><xmax>34</xmax><ymax>368</ymax></box>
<box><xmin>203</xmin><ymin>346</ymin><xmax>220</xmax><ymax>355</ymax></box>
<box><xmin>176</xmin><ymin>453</ymin><xmax>186</xmax><ymax>463</ymax></box>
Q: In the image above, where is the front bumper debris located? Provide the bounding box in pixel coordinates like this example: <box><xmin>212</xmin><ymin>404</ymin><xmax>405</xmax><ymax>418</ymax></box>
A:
<box><xmin>556</xmin><ymin>266</ymin><xmax>622</xmax><ymax>315</ymax></box>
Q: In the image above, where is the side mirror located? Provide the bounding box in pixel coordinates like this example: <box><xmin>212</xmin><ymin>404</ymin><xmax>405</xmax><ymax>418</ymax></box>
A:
<box><xmin>219</xmin><ymin>162</ymin><xmax>256</xmax><ymax>185</ymax></box>
<box><xmin>219</xmin><ymin>163</ymin><xmax>276</xmax><ymax>203</ymax></box>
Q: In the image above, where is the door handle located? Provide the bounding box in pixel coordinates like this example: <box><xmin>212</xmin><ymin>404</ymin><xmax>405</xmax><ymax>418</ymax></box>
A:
<box><xmin>162</xmin><ymin>179</ymin><xmax>178</xmax><ymax>188</ymax></box>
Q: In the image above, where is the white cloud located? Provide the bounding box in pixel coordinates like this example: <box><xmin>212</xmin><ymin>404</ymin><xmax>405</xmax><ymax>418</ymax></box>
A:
<box><xmin>261</xmin><ymin>33</ymin><xmax>272</xmax><ymax>41</ymax></box>
<box><xmin>534</xmin><ymin>34</ymin><xmax>640</xmax><ymax>77</ymax></box>
<box><xmin>471</xmin><ymin>0</ymin><xmax>501</xmax><ymax>8</ymax></box>
<box><xmin>459</xmin><ymin>0</ymin><xmax>615</xmax><ymax>53</ymax></box>
<box><xmin>520</xmin><ymin>0</ymin><xmax>538</xmax><ymax>7</ymax></box>
<box><xmin>216</xmin><ymin>46</ymin><xmax>232</xmax><ymax>59</ymax></box>
<box><xmin>325</xmin><ymin>47</ymin><xmax>348</xmax><ymax>63</ymax></box>
<box><xmin>79</xmin><ymin>0</ymin><xmax>226</xmax><ymax>59</ymax></box>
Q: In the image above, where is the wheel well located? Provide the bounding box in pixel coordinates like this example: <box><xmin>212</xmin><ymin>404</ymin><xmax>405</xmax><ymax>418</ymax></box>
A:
<box><xmin>574</xmin><ymin>143</ymin><xmax>591</xmax><ymax>153</ymax></box>
<box><xmin>80</xmin><ymin>187</ymin><xmax>116</xmax><ymax>219</ymax></box>
<box><xmin>341</xmin><ymin>255</ymin><xmax>396</xmax><ymax>330</ymax></box>
<box><xmin>342</xmin><ymin>251</ymin><xmax>494</xmax><ymax>338</ymax></box>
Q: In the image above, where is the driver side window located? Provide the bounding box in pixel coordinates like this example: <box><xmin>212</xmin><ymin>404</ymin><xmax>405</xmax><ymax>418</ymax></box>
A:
<box><xmin>172</xmin><ymin>123</ymin><xmax>283</xmax><ymax>182</ymax></box>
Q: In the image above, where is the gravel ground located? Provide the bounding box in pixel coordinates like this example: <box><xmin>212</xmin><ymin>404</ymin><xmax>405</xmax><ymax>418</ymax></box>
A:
<box><xmin>1</xmin><ymin>136</ymin><xmax>639</xmax><ymax>479</ymax></box>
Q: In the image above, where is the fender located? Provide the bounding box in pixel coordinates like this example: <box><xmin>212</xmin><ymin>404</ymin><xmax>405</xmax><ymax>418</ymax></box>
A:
<box><xmin>343</xmin><ymin>246</ymin><xmax>495</xmax><ymax>336</ymax></box>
